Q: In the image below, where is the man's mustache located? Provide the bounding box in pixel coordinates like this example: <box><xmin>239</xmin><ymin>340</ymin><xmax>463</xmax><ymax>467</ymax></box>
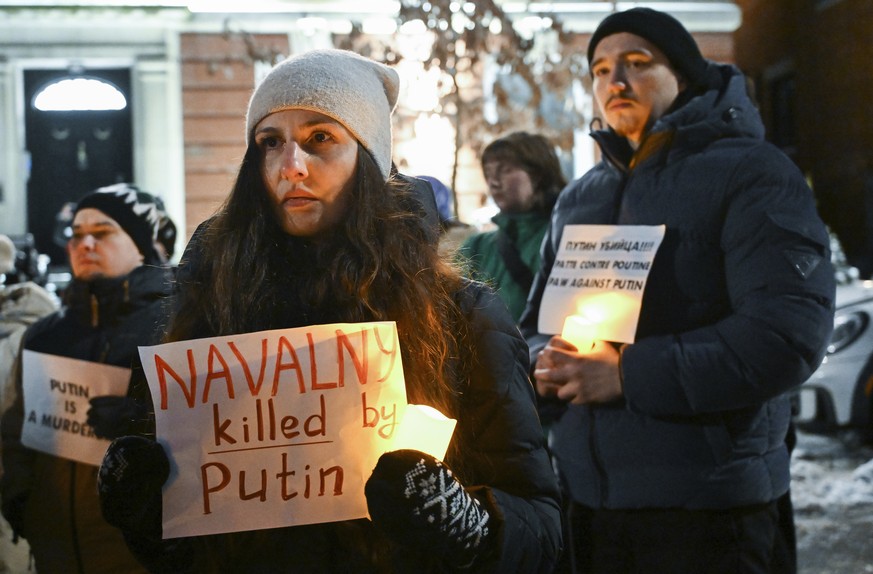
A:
<box><xmin>606</xmin><ymin>93</ymin><xmax>636</xmax><ymax>106</ymax></box>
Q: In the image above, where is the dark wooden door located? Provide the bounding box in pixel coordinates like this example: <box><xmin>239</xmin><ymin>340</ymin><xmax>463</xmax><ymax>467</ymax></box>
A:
<box><xmin>24</xmin><ymin>68</ymin><xmax>133</xmax><ymax>267</ymax></box>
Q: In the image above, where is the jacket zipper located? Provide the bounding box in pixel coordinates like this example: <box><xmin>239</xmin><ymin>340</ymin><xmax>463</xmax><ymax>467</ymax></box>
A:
<box><xmin>586</xmin><ymin>133</ymin><xmax>642</xmax><ymax>506</ymax></box>
<box><xmin>587</xmin><ymin>407</ymin><xmax>610</xmax><ymax>504</ymax></box>
<box><xmin>90</xmin><ymin>294</ymin><xmax>99</xmax><ymax>328</ymax></box>
<box><xmin>69</xmin><ymin>461</ymin><xmax>85</xmax><ymax>574</ymax></box>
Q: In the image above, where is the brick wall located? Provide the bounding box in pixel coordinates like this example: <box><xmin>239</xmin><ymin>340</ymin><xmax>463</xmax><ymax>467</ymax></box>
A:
<box><xmin>734</xmin><ymin>0</ymin><xmax>873</xmax><ymax>274</ymax></box>
<box><xmin>179</xmin><ymin>33</ymin><xmax>289</xmax><ymax>238</ymax></box>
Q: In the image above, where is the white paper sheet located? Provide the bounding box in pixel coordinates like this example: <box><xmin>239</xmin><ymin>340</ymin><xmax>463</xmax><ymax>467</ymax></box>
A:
<box><xmin>538</xmin><ymin>224</ymin><xmax>666</xmax><ymax>343</ymax></box>
<box><xmin>21</xmin><ymin>350</ymin><xmax>131</xmax><ymax>466</ymax></box>
<box><xmin>138</xmin><ymin>321</ymin><xmax>408</xmax><ymax>539</ymax></box>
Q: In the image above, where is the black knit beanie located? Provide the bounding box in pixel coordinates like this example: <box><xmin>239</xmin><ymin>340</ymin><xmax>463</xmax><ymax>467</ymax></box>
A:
<box><xmin>587</xmin><ymin>8</ymin><xmax>708</xmax><ymax>87</ymax></box>
<box><xmin>74</xmin><ymin>183</ymin><xmax>162</xmax><ymax>265</ymax></box>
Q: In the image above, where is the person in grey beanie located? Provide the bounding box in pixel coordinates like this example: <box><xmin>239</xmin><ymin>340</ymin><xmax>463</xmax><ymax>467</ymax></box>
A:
<box><xmin>95</xmin><ymin>48</ymin><xmax>561</xmax><ymax>573</ymax></box>
<box><xmin>520</xmin><ymin>7</ymin><xmax>835</xmax><ymax>574</ymax></box>
<box><xmin>1</xmin><ymin>183</ymin><xmax>173</xmax><ymax>574</ymax></box>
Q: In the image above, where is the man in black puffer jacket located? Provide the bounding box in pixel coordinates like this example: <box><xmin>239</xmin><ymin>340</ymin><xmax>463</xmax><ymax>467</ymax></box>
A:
<box><xmin>520</xmin><ymin>8</ymin><xmax>835</xmax><ymax>574</ymax></box>
<box><xmin>1</xmin><ymin>184</ymin><xmax>173</xmax><ymax>574</ymax></box>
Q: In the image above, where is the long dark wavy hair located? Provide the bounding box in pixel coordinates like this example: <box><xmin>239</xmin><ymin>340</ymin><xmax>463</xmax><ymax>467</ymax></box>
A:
<box><xmin>166</xmin><ymin>143</ymin><xmax>468</xmax><ymax>423</ymax></box>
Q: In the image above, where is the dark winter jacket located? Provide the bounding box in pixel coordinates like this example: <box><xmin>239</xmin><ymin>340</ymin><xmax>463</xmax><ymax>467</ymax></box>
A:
<box><xmin>119</xmin><ymin>225</ymin><xmax>562</xmax><ymax>574</ymax></box>
<box><xmin>459</xmin><ymin>211</ymin><xmax>551</xmax><ymax>322</ymax></box>
<box><xmin>1</xmin><ymin>264</ymin><xmax>172</xmax><ymax>574</ymax></box>
<box><xmin>520</xmin><ymin>63</ymin><xmax>836</xmax><ymax>510</ymax></box>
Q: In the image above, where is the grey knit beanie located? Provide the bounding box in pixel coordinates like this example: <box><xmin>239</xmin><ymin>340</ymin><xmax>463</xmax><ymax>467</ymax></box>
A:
<box><xmin>245</xmin><ymin>49</ymin><xmax>400</xmax><ymax>181</ymax></box>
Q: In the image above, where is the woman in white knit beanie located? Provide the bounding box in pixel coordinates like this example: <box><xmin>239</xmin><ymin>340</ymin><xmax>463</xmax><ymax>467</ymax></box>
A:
<box><xmin>97</xmin><ymin>48</ymin><xmax>561</xmax><ymax>573</ymax></box>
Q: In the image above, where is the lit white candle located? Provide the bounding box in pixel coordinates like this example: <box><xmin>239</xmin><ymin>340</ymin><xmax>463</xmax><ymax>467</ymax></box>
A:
<box><xmin>561</xmin><ymin>315</ymin><xmax>597</xmax><ymax>353</ymax></box>
<box><xmin>391</xmin><ymin>404</ymin><xmax>457</xmax><ymax>460</ymax></box>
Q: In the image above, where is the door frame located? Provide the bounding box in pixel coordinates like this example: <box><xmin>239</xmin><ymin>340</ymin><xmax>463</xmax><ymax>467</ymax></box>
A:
<box><xmin>0</xmin><ymin>42</ymin><xmax>185</xmax><ymax>262</ymax></box>
<box><xmin>24</xmin><ymin>66</ymin><xmax>135</xmax><ymax>265</ymax></box>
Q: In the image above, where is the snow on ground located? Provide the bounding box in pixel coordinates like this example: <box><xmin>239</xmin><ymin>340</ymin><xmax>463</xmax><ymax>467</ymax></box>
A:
<box><xmin>792</xmin><ymin>430</ymin><xmax>873</xmax><ymax>573</ymax></box>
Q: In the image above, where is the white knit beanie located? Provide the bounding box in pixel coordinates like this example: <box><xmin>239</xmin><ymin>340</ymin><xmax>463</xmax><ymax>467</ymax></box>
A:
<box><xmin>245</xmin><ymin>49</ymin><xmax>400</xmax><ymax>181</ymax></box>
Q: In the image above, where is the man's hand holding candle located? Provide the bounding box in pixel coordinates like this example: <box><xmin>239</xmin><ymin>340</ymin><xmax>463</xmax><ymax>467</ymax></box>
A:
<box><xmin>533</xmin><ymin>336</ymin><xmax>623</xmax><ymax>404</ymax></box>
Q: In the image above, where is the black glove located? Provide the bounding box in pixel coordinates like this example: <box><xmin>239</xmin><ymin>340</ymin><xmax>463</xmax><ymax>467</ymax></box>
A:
<box><xmin>98</xmin><ymin>435</ymin><xmax>169</xmax><ymax>539</ymax></box>
<box><xmin>1</xmin><ymin>492</ymin><xmax>27</xmax><ymax>543</ymax></box>
<box><xmin>122</xmin><ymin>530</ymin><xmax>195</xmax><ymax>574</ymax></box>
<box><xmin>98</xmin><ymin>436</ymin><xmax>194</xmax><ymax>573</ymax></box>
<box><xmin>87</xmin><ymin>396</ymin><xmax>148</xmax><ymax>440</ymax></box>
<box><xmin>365</xmin><ymin>449</ymin><xmax>495</xmax><ymax>569</ymax></box>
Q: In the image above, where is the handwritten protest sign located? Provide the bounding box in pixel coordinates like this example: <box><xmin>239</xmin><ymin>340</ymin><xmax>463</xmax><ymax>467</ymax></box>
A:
<box><xmin>138</xmin><ymin>321</ymin><xmax>408</xmax><ymax>539</ymax></box>
<box><xmin>21</xmin><ymin>350</ymin><xmax>131</xmax><ymax>466</ymax></box>
<box><xmin>539</xmin><ymin>225</ymin><xmax>666</xmax><ymax>343</ymax></box>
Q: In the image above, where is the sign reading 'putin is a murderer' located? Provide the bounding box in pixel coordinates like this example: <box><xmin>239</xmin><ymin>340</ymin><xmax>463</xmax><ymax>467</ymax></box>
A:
<box><xmin>21</xmin><ymin>350</ymin><xmax>130</xmax><ymax>466</ymax></box>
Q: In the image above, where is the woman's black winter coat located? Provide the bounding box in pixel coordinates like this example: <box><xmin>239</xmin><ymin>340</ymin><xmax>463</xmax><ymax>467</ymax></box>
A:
<box><xmin>120</xmin><ymin>226</ymin><xmax>562</xmax><ymax>574</ymax></box>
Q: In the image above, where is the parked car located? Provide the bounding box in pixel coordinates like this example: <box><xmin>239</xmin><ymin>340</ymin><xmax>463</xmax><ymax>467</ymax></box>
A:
<box><xmin>793</xmin><ymin>236</ymin><xmax>873</xmax><ymax>444</ymax></box>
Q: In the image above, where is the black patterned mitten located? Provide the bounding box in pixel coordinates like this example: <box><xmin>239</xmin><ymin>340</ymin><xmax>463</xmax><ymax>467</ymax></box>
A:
<box><xmin>365</xmin><ymin>449</ymin><xmax>495</xmax><ymax>569</ymax></box>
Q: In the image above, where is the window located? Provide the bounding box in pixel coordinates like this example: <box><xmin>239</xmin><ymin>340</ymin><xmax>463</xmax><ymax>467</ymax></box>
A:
<box><xmin>33</xmin><ymin>77</ymin><xmax>127</xmax><ymax>112</ymax></box>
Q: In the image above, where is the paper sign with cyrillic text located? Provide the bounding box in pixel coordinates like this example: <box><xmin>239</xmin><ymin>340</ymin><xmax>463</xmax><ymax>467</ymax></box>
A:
<box><xmin>538</xmin><ymin>224</ymin><xmax>666</xmax><ymax>343</ymax></box>
<box><xmin>138</xmin><ymin>321</ymin><xmax>407</xmax><ymax>539</ymax></box>
<box><xmin>21</xmin><ymin>350</ymin><xmax>130</xmax><ymax>466</ymax></box>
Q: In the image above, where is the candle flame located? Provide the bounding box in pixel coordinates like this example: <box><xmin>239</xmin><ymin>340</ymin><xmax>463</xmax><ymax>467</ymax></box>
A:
<box><xmin>561</xmin><ymin>315</ymin><xmax>597</xmax><ymax>353</ymax></box>
<box><xmin>390</xmin><ymin>404</ymin><xmax>456</xmax><ymax>460</ymax></box>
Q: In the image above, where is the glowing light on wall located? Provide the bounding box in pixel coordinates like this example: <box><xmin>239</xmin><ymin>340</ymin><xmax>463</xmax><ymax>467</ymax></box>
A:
<box><xmin>393</xmin><ymin>35</ymin><xmax>456</xmax><ymax>182</ymax></box>
<box><xmin>361</xmin><ymin>16</ymin><xmax>397</xmax><ymax>35</ymax></box>
<box><xmin>33</xmin><ymin>78</ymin><xmax>127</xmax><ymax>112</ymax></box>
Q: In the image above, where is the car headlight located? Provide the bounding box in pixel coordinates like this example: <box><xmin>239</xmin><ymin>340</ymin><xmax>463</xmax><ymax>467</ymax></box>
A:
<box><xmin>827</xmin><ymin>311</ymin><xmax>868</xmax><ymax>354</ymax></box>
